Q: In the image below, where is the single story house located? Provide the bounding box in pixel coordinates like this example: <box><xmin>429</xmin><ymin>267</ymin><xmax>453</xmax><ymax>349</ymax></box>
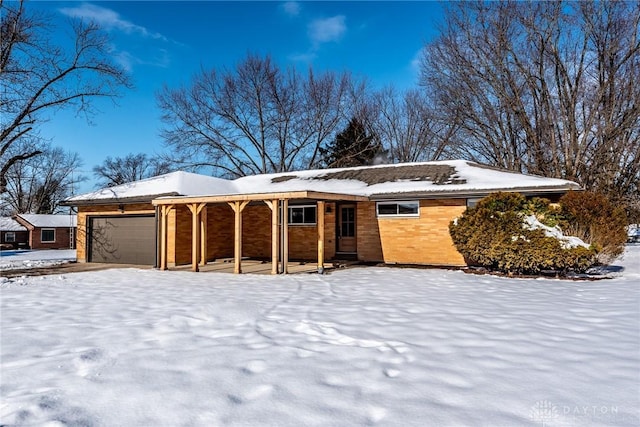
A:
<box><xmin>63</xmin><ymin>160</ymin><xmax>580</xmax><ymax>273</ymax></box>
<box><xmin>14</xmin><ymin>214</ymin><xmax>77</xmax><ymax>250</ymax></box>
<box><xmin>0</xmin><ymin>217</ymin><xmax>29</xmax><ymax>250</ymax></box>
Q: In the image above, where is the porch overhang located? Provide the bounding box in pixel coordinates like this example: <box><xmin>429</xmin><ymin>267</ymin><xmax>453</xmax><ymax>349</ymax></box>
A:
<box><xmin>151</xmin><ymin>190</ymin><xmax>369</xmax><ymax>206</ymax></box>
<box><xmin>153</xmin><ymin>191</ymin><xmax>366</xmax><ymax>275</ymax></box>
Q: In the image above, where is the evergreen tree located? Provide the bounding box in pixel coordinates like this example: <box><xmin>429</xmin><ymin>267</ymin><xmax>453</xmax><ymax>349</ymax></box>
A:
<box><xmin>320</xmin><ymin>118</ymin><xmax>381</xmax><ymax>168</ymax></box>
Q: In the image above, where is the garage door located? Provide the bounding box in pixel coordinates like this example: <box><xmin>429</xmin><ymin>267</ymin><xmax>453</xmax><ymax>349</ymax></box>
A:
<box><xmin>89</xmin><ymin>216</ymin><xmax>156</xmax><ymax>265</ymax></box>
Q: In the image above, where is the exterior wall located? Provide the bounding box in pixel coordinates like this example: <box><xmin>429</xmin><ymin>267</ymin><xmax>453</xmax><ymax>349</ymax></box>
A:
<box><xmin>171</xmin><ymin>205</ymin><xmax>193</xmax><ymax>266</ymax></box>
<box><xmin>242</xmin><ymin>204</ymin><xmax>272</xmax><ymax>258</ymax></box>
<box><xmin>169</xmin><ymin>201</ymin><xmax>338</xmax><ymax>264</ymax></box>
<box><xmin>76</xmin><ymin>203</ymin><xmax>155</xmax><ymax>262</ymax></box>
<box><xmin>76</xmin><ymin>199</ymin><xmax>465</xmax><ymax>267</ymax></box>
<box><xmin>356</xmin><ymin>202</ymin><xmax>384</xmax><ymax>262</ymax></box>
<box><xmin>30</xmin><ymin>226</ymin><xmax>75</xmax><ymax>250</ymax></box>
<box><xmin>357</xmin><ymin>199</ymin><xmax>467</xmax><ymax>266</ymax></box>
<box><xmin>237</xmin><ymin>201</ymin><xmax>337</xmax><ymax>261</ymax></box>
<box><xmin>207</xmin><ymin>204</ymin><xmax>234</xmax><ymax>260</ymax></box>
<box><xmin>289</xmin><ymin>202</ymin><xmax>336</xmax><ymax>260</ymax></box>
<box><xmin>1</xmin><ymin>230</ymin><xmax>29</xmax><ymax>249</ymax></box>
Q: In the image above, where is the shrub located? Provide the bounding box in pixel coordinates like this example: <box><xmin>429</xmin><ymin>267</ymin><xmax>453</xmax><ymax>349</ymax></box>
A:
<box><xmin>450</xmin><ymin>192</ymin><xmax>596</xmax><ymax>275</ymax></box>
<box><xmin>558</xmin><ymin>191</ymin><xmax>628</xmax><ymax>264</ymax></box>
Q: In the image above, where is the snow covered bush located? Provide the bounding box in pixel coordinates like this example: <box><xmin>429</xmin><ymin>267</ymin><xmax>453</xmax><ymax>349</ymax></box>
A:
<box><xmin>449</xmin><ymin>192</ymin><xmax>596</xmax><ymax>275</ymax></box>
<box><xmin>558</xmin><ymin>191</ymin><xmax>628</xmax><ymax>264</ymax></box>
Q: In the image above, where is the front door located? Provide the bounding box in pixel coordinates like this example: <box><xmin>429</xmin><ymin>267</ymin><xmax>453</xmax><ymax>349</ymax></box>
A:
<box><xmin>337</xmin><ymin>204</ymin><xmax>356</xmax><ymax>253</ymax></box>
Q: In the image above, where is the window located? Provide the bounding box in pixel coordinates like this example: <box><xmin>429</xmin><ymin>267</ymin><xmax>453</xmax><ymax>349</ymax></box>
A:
<box><xmin>289</xmin><ymin>205</ymin><xmax>316</xmax><ymax>225</ymax></box>
<box><xmin>5</xmin><ymin>232</ymin><xmax>15</xmax><ymax>242</ymax></box>
<box><xmin>467</xmin><ymin>198</ymin><xmax>482</xmax><ymax>208</ymax></box>
<box><xmin>41</xmin><ymin>229</ymin><xmax>55</xmax><ymax>243</ymax></box>
<box><xmin>376</xmin><ymin>201</ymin><xmax>419</xmax><ymax>217</ymax></box>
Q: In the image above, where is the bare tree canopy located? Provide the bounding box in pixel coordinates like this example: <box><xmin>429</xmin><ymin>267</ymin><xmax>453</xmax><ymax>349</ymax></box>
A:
<box><xmin>420</xmin><ymin>0</ymin><xmax>640</xmax><ymax>205</ymax></box>
<box><xmin>0</xmin><ymin>0</ymin><xmax>131</xmax><ymax>193</ymax></box>
<box><xmin>370</xmin><ymin>86</ymin><xmax>456</xmax><ymax>163</ymax></box>
<box><xmin>157</xmin><ymin>54</ymin><xmax>365</xmax><ymax>177</ymax></box>
<box><xmin>93</xmin><ymin>153</ymin><xmax>173</xmax><ymax>188</ymax></box>
<box><xmin>1</xmin><ymin>140</ymin><xmax>85</xmax><ymax>215</ymax></box>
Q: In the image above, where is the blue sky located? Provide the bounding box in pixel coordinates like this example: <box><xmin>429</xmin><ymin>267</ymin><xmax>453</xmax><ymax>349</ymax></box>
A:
<box><xmin>30</xmin><ymin>1</ymin><xmax>444</xmax><ymax>192</ymax></box>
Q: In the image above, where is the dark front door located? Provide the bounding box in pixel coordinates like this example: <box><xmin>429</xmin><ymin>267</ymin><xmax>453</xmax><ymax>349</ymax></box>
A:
<box><xmin>337</xmin><ymin>204</ymin><xmax>356</xmax><ymax>253</ymax></box>
<box><xmin>89</xmin><ymin>216</ymin><xmax>156</xmax><ymax>265</ymax></box>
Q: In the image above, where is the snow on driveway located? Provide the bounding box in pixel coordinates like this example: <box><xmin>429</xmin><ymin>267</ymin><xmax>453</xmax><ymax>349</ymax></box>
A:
<box><xmin>0</xmin><ymin>249</ymin><xmax>76</xmax><ymax>271</ymax></box>
<box><xmin>1</xmin><ymin>247</ymin><xmax>639</xmax><ymax>426</ymax></box>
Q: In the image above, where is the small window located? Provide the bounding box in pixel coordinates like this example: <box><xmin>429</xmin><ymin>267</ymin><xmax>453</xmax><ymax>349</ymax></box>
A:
<box><xmin>5</xmin><ymin>232</ymin><xmax>15</xmax><ymax>242</ymax></box>
<box><xmin>41</xmin><ymin>229</ymin><xmax>55</xmax><ymax>243</ymax></box>
<box><xmin>376</xmin><ymin>201</ymin><xmax>419</xmax><ymax>217</ymax></box>
<box><xmin>289</xmin><ymin>205</ymin><xmax>316</xmax><ymax>225</ymax></box>
<box><xmin>467</xmin><ymin>198</ymin><xmax>482</xmax><ymax>208</ymax></box>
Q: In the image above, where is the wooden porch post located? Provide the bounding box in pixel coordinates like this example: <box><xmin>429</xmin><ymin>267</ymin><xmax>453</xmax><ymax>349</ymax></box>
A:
<box><xmin>229</xmin><ymin>201</ymin><xmax>249</xmax><ymax>274</ymax></box>
<box><xmin>159</xmin><ymin>205</ymin><xmax>174</xmax><ymax>271</ymax></box>
<box><xmin>187</xmin><ymin>203</ymin><xmax>206</xmax><ymax>272</ymax></box>
<box><xmin>200</xmin><ymin>206</ymin><xmax>208</xmax><ymax>266</ymax></box>
<box><xmin>264</xmin><ymin>199</ymin><xmax>279</xmax><ymax>274</ymax></box>
<box><xmin>282</xmin><ymin>199</ymin><xmax>289</xmax><ymax>274</ymax></box>
<box><xmin>317</xmin><ymin>201</ymin><xmax>325</xmax><ymax>273</ymax></box>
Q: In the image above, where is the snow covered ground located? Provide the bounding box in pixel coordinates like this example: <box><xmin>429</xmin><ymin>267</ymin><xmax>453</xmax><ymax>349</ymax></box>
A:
<box><xmin>0</xmin><ymin>249</ymin><xmax>76</xmax><ymax>271</ymax></box>
<box><xmin>1</xmin><ymin>247</ymin><xmax>638</xmax><ymax>426</ymax></box>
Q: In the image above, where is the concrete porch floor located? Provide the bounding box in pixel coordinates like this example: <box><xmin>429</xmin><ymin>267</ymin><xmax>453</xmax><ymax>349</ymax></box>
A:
<box><xmin>169</xmin><ymin>258</ymin><xmax>338</xmax><ymax>275</ymax></box>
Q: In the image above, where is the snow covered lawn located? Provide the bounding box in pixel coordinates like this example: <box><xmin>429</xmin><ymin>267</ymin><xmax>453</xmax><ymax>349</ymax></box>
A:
<box><xmin>1</xmin><ymin>248</ymin><xmax>639</xmax><ymax>426</ymax></box>
<box><xmin>0</xmin><ymin>249</ymin><xmax>76</xmax><ymax>271</ymax></box>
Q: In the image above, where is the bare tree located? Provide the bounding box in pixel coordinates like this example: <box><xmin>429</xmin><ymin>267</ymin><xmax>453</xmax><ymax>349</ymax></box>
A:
<box><xmin>1</xmin><ymin>140</ymin><xmax>85</xmax><ymax>215</ymax></box>
<box><xmin>420</xmin><ymin>1</ymin><xmax>639</xmax><ymax>206</ymax></box>
<box><xmin>157</xmin><ymin>54</ymin><xmax>362</xmax><ymax>177</ymax></box>
<box><xmin>370</xmin><ymin>86</ymin><xmax>456</xmax><ymax>163</ymax></box>
<box><xmin>0</xmin><ymin>0</ymin><xmax>131</xmax><ymax>193</ymax></box>
<box><xmin>93</xmin><ymin>153</ymin><xmax>173</xmax><ymax>187</ymax></box>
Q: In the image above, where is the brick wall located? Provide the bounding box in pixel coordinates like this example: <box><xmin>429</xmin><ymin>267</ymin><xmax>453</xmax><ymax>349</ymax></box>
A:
<box><xmin>30</xmin><ymin>227</ymin><xmax>74</xmax><ymax>250</ymax></box>
<box><xmin>357</xmin><ymin>200</ymin><xmax>467</xmax><ymax>266</ymax></box>
<box><xmin>76</xmin><ymin>198</ymin><xmax>466</xmax><ymax>267</ymax></box>
<box><xmin>171</xmin><ymin>205</ymin><xmax>193</xmax><ymax>265</ymax></box>
<box><xmin>356</xmin><ymin>202</ymin><xmax>384</xmax><ymax>261</ymax></box>
<box><xmin>288</xmin><ymin>202</ymin><xmax>336</xmax><ymax>260</ymax></box>
<box><xmin>1</xmin><ymin>230</ymin><xmax>29</xmax><ymax>249</ymax></box>
<box><xmin>207</xmin><ymin>204</ymin><xmax>234</xmax><ymax>260</ymax></box>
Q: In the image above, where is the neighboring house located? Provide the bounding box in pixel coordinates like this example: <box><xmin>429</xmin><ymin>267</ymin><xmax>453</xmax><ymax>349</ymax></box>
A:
<box><xmin>62</xmin><ymin>160</ymin><xmax>581</xmax><ymax>272</ymax></box>
<box><xmin>14</xmin><ymin>214</ymin><xmax>77</xmax><ymax>250</ymax></box>
<box><xmin>628</xmin><ymin>224</ymin><xmax>640</xmax><ymax>243</ymax></box>
<box><xmin>0</xmin><ymin>217</ymin><xmax>29</xmax><ymax>250</ymax></box>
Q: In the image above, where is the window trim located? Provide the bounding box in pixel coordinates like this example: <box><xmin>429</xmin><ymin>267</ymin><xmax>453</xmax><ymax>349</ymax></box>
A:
<box><xmin>288</xmin><ymin>204</ymin><xmax>317</xmax><ymax>226</ymax></box>
<box><xmin>376</xmin><ymin>200</ymin><xmax>420</xmax><ymax>218</ymax></box>
<box><xmin>5</xmin><ymin>231</ymin><xmax>15</xmax><ymax>242</ymax></box>
<box><xmin>41</xmin><ymin>228</ymin><xmax>56</xmax><ymax>243</ymax></box>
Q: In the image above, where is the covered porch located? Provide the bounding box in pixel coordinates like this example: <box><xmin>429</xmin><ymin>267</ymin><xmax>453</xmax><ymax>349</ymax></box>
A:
<box><xmin>152</xmin><ymin>191</ymin><xmax>367</xmax><ymax>274</ymax></box>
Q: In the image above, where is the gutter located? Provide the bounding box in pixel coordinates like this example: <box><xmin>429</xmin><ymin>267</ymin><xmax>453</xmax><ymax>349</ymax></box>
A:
<box><xmin>368</xmin><ymin>185</ymin><xmax>582</xmax><ymax>201</ymax></box>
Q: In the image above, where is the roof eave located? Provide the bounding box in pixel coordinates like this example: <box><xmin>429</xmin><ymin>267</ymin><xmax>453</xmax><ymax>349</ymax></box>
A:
<box><xmin>368</xmin><ymin>184</ymin><xmax>582</xmax><ymax>200</ymax></box>
<box><xmin>60</xmin><ymin>192</ymin><xmax>181</xmax><ymax>206</ymax></box>
<box><xmin>152</xmin><ymin>190</ymin><xmax>369</xmax><ymax>205</ymax></box>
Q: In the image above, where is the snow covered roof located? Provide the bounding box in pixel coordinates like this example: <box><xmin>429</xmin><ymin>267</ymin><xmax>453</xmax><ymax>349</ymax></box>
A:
<box><xmin>65</xmin><ymin>171</ymin><xmax>236</xmax><ymax>204</ymax></box>
<box><xmin>232</xmin><ymin>160</ymin><xmax>580</xmax><ymax>198</ymax></box>
<box><xmin>16</xmin><ymin>214</ymin><xmax>77</xmax><ymax>228</ymax></box>
<box><xmin>65</xmin><ymin>161</ymin><xmax>581</xmax><ymax>205</ymax></box>
<box><xmin>0</xmin><ymin>217</ymin><xmax>27</xmax><ymax>232</ymax></box>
